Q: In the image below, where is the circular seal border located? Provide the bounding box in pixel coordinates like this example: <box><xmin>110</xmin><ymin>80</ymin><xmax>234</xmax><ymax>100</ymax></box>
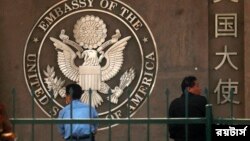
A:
<box><xmin>23</xmin><ymin>0</ymin><xmax>158</xmax><ymax>130</ymax></box>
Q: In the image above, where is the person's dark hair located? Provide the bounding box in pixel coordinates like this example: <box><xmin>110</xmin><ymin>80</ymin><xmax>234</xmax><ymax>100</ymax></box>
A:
<box><xmin>66</xmin><ymin>83</ymin><xmax>83</xmax><ymax>100</ymax></box>
<box><xmin>181</xmin><ymin>76</ymin><xmax>197</xmax><ymax>93</ymax></box>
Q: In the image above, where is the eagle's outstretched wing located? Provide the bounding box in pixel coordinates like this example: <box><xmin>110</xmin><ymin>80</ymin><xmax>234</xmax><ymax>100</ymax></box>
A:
<box><xmin>101</xmin><ymin>36</ymin><xmax>131</xmax><ymax>81</ymax></box>
<box><xmin>50</xmin><ymin>37</ymin><xmax>79</xmax><ymax>82</ymax></box>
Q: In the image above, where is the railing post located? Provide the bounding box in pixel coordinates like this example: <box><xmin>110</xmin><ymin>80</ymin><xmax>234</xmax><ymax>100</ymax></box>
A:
<box><xmin>127</xmin><ymin>88</ymin><xmax>131</xmax><ymax>141</ymax></box>
<box><xmin>184</xmin><ymin>88</ymin><xmax>189</xmax><ymax>141</ymax></box>
<box><xmin>204</xmin><ymin>88</ymin><xmax>210</xmax><ymax>104</ymax></box>
<box><xmin>69</xmin><ymin>87</ymin><xmax>73</xmax><ymax>141</ymax></box>
<box><xmin>50</xmin><ymin>91</ymin><xmax>54</xmax><ymax>141</ymax></box>
<box><xmin>108</xmin><ymin>89</ymin><xmax>112</xmax><ymax>141</ymax></box>
<box><xmin>165</xmin><ymin>88</ymin><xmax>169</xmax><ymax>141</ymax></box>
<box><xmin>31</xmin><ymin>89</ymin><xmax>35</xmax><ymax>141</ymax></box>
<box><xmin>205</xmin><ymin>104</ymin><xmax>212</xmax><ymax>141</ymax></box>
<box><xmin>147</xmin><ymin>90</ymin><xmax>150</xmax><ymax>141</ymax></box>
<box><xmin>89</xmin><ymin>88</ymin><xmax>93</xmax><ymax>141</ymax></box>
<box><xmin>11</xmin><ymin>88</ymin><xmax>16</xmax><ymax>133</ymax></box>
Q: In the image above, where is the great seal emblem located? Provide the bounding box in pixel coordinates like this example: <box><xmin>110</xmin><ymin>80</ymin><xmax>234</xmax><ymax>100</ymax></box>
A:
<box><xmin>24</xmin><ymin>0</ymin><xmax>158</xmax><ymax>130</ymax></box>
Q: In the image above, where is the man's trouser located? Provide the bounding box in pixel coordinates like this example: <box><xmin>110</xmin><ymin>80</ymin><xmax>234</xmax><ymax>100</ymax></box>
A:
<box><xmin>65</xmin><ymin>134</ymin><xmax>95</xmax><ymax>141</ymax></box>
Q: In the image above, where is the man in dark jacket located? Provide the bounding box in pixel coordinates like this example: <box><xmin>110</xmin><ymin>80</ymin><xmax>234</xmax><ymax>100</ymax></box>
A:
<box><xmin>168</xmin><ymin>76</ymin><xmax>208</xmax><ymax>141</ymax></box>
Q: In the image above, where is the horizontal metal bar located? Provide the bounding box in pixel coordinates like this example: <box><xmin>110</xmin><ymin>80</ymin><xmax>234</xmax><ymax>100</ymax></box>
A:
<box><xmin>10</xmin><ymin>118</ymin><xmax>206</xmax><ymax>124</ymax></box>
<box><xmin>10</xmin><ymin>118</ymin><xmax>250</xmax><ymax>125</ymax></box>
<box><xmin>214</xmin><ymin>118</ymin><xmax>250</xmax><ymax>125</ymax></box>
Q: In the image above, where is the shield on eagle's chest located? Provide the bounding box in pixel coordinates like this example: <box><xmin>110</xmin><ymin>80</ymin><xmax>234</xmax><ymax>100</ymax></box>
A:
<box><xmin>79</xmin><ymin>65</ymin><xmax>101</xmax><ymax>91</ymax></box>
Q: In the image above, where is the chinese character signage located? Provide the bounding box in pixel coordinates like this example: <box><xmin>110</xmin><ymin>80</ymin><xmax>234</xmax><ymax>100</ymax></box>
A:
<box><xmin>209</xmin><ymin>0</ymin><xmax>244</xmax><ymax>117</ymax></box>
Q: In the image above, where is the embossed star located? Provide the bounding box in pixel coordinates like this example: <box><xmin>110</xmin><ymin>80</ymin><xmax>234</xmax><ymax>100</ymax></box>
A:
<box><xmin>33</xmin><ymin>37</ymin><xmax>39</xmax><ymax>43</ymax></box>
<box><xmin>143</xmin><ymin>37</ymin><xmax>148</xmax><ymax>43</ymax></box>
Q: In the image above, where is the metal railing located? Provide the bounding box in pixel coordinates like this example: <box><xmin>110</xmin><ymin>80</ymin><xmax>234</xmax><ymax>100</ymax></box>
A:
<box><xmin>8</xmin><ymin>88</ymin><xmax>250</xmax><ymax>141</ymax></box>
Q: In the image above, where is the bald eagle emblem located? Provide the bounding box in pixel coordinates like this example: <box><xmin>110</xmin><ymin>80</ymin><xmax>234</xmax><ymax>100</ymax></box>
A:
<box><xmin>45</xmin><ymin>15</ymin><xmax>135</xmax><ymax>107</ymax></box>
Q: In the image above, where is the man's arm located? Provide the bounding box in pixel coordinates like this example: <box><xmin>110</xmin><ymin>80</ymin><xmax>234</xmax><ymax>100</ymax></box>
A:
<box><xmin>168</xmin><ymin>100</ymin><xmax>179</xmax><ymax>139</ymax></box>
<box><xmin>200</xmin><ymin>96</ymin><xmax>208</xmax><ymax>117</ymax></box>
<box><xmin>57</xmin><ymin>110</ymin><xmax>65</xmax><ymax>136</ymax></box>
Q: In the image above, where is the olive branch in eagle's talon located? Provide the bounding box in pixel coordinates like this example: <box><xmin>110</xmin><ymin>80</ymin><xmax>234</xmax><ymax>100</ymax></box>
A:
<box><xmin>43</xmin><ymin>65</ymin><xmax>66</xmax><ymax>98</ymax></box>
